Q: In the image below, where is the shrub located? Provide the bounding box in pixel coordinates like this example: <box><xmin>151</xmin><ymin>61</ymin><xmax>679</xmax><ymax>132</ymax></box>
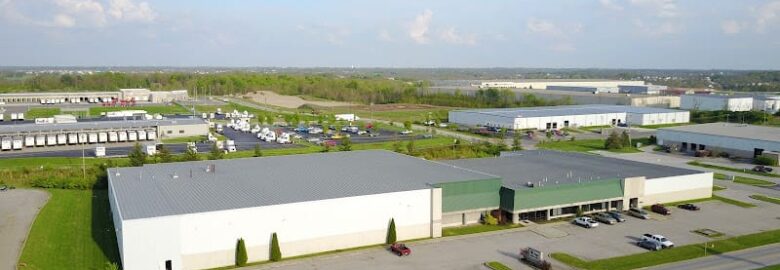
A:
<box><xmin>483</xmin><ymin>211</ymin><xmax>498</xmax><ymax>225</ymax></box>
<box><xmin>386</xmin><ymin>218</ymin><xmax>397</xmax><ymax>244</ymax></box>
<box><xmin>604</xmin><ymin>131</ymin><xmax>623</xmax><ymax>150</ymax></box>
<box><xmin>235</xmin><ymin>238</ymin><xmax>247</xmax><ymax>266</ymax></box>
<box><xmin>183</xmin><ymin>147</ymin><xmax>200</xmax><ymax>161</ymax></box>
<box><xmin>253</xmin><ymin>143</ymin><xmax>263</xmax><ymax>157</ymax></box>
<box><xmin>406</xmin><ymin>139</ymin><xmax>415</xmax><ymax>154</ymax></box>
<box><xmin>104</xmin><ymin>262</ymin><xmax>119</xmax><ymax>270</ymax></box>
<box><xmin>339</xmin><ymin>136</ymin><xmax>352</xmax><ymax>151</ymax></box>
<box><xmin>156</xmin><ymin>144</ymin><xmax>173</xmax><ymax>163</ymax></box>
<box><xmin>128</xmin><ymin>143</ymin><xmax>146</xmax><ymax>166</ymax></box>
<box><xmin>576</xmin><ymin>207</ymin><xmax>584</xmax><ymax>217</ymax></box>
<box><xmin>648</xmin><ymin>135</ymin><xmax>657</xmax><ymax>145</ymax></box>
<box><xmin>270</xmin><ymin>233</ymin><xmax>282</xmax><ymax>262</ymax></box>
<box><xmin>620</xmin><ymin>131</ymin><xmax>631</xmax><ymax>147</ymax></box>
<box><xmin>208</xmin><ymin>142</ymin><xmax>224</xmax><ymax>160</ymax></box>
<box><xmin>755</xmin><ymin>156</ymin><xmax>778</xmax><ymax>166</ymax></box>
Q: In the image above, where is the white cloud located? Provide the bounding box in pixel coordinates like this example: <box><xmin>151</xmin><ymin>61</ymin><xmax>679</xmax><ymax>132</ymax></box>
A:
<box><xmin>408</xmin><ymin>9</ymin><xmax>433</xmax><ymax>44</ymax></box>
<box><xmin>755</xmin><ymin>1</ymin><xmax>780</xmax><ymax>32</ymax></box>
<box><xmin>108</xmin><ymin>0</ymin><xmax>156</xmax><ymax>23</ymax></box>
<box><xmin>599</xmin><ymin>0</ymin><xmax>624</xmax><ymax>11</ymax></box>
<box><xmin>53</xmin><ymin>13</ymin><xmax>75</xmax><ymax>27</ymax></box>
<box><xmin>439</xmin><ymin>27</ymin><xmax>476</xmax><ymax>45</ymax></box>
<box><xmin>526</xmin><ymin>18</ymin><xmax>562</xmax><ymax>37</ymax></box>
<box><xmin>630</xmin><ymin>0</ymin><xmax>679</xmax><ymax>18</ymax></box>
<box><xmin>721</xmin><ymin>20</ymin><xmax>743</xmax><ymax>35</ymax></box>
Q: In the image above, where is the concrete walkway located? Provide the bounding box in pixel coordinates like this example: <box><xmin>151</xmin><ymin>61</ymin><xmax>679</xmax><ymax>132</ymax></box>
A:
<box><xmin>0</xmin><ymin>189</ymin><xmax>49</xmax><ymax>270</ymax></box>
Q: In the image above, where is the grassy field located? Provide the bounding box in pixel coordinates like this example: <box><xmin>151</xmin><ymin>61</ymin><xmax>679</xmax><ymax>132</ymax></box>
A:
<box><xmin>536</xmin><ymin>138</ymin><xmax>647</xmax><ymax>154</ymax></box>
<box><xmin>442</xmin><ymin>223</ymin><xmax>523</xmax><ymax>237</ymax></box>
<box><xmin>485</xmin><ymin>261</ymin><xmax>513</xmax><ymax>270</ymax></box>
<box><xmin>89</xmin><ymin>105</ymin><xmax>191</xmax><ymax>115</ymax></box>
<box><xmin>18</xmin><ymin>189</ymin><xmax>120</xmax><ymax>270</ymax></box>
<box><xmin>24</xmin><ymin>107</ymin><xmax>61</xmax><ymax>118</ymax></box>
<box><xmin>712</xmin><ymin>195</ymin><xmax>756</xmax><ymax>208</ymax></box>
<box><xmin>688</xmin><ymin>161</ymin><xmax>780</xmax><ymax>178</ymax></box>
<box><xmin>638</xmin><ymin>123</ymin><xmax>691</xmax><ymax>129</ymax></box>
<box><xmin>714</xmin><ymin>173</ymin><xmax>777</xmax><ymax>187</ymax></box>
<box><xmin>749</xmin><ymin>194</ymin><xmax>780</xmax><ymax>205</ymax></box>
<box><xmin>551</xmin><ymin>228</ymin><xmax>780</xmax><ymax>270</ymax></box>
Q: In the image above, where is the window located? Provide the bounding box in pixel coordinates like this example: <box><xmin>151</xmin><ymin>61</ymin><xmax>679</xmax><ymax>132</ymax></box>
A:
<box><xmin>179</xmin><ymin>130</ymin><xmax>185</xmax><ymax>134</ymax></box>
<box><xmin>166</xmin><ymin>130</ymin><xmax>172</xmax><ymax>134</ymax></box>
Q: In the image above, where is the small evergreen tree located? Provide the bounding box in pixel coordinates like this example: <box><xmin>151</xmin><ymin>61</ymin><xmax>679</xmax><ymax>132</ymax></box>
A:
<box><xmin>270</xmin><ymin>233</ymin><xmax>282</xmax><ymax>262</ymax></box>
<box><xmin>392</xmin><ymin>136</ymin><xmax>403</xmax><ymax>152</ymax></box>
<box><xmin>406</xmin><ymin>139</ymin><xmax>415</xmax><ymax>154</ymax></box>
<box><xmin>208</xmin><ymin>142</ymin><xmax>224</xmax><ymax>160</ymax></box>
<box><xmin>620</xmin><ymin>131</ymin><xmax>631</xmax><ymax>147</ymax></box>
<box><xmin>253</xmin><ymin>143</ymin><xmax>263</xmax><ymax>157</ymax></box>
<box><xmin>155</xmin><ymin>144</ymin><xmax>173</xmax><ymax>163</ymax></box>
<box><xmin>386</xmin><ymin>218</ymin><xmax>397</xmax><ymax>244</ymax></box>
<box><xmin>604</xmin><ymin>131</ymin><xmax>623</xmax><ymax>150</ymax></box>
<box><xmin>235</xmin><ymin>238</ymin><xmax>248</xmax><ymax>266</ymax></box>
<box><xmin>403</xmin><ymin>121</ymin><xmax>412</xmax><ymax>131</ymax></box>
<box><xmin>512</xmin><ymin>132</ymin><xmax>523</xmax><ymax>151</ymax></box>
<box><xmin>183</xmin><ymin>146</ymin><xmax>200</xmax><ymax>161</ymax></box>
<box><xmin>128</xmin><ymin>142</ymin><xmax>146</xmax><ymax>166</ymax></box>
<box><xmin>339</xmin><ymin>136</ymin><xmax>352</xmax><ymax>151</ymax></box>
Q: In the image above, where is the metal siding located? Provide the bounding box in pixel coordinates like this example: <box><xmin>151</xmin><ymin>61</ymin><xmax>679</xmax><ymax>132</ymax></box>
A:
<box><xmin>436</xmin><ymin>178</ymin><xmax>502</xmax><ymax>212</ymax></box>
<box><xmin>513</xmin><ymin>179</ymin><xmax>624</xmax><ymax>210</ymax></box>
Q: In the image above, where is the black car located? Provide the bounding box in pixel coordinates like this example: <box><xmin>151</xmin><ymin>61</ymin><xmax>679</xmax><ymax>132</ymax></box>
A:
<box><xmin>753</xmin><ymin>166</ymin><xmax>773</xmax><ymax>173</ymax></box>
<box><xmin>0</xmin><ymin>185</ymin><xmax>7</xmax><ymax>192</ymax></box>
<box><xmin>677</xmin><ymin>203</ymin><xmax>700</xmax><ymax>211</ymax></box>
<box><xmin>607</xmin><ymin>210</ymin><xmax>626</xmax><ymax>222</ymax></box>
<box><xmin>637</xmin><ymin>239</ymin><xmax>662</xmax><ymax>251</ymax></box>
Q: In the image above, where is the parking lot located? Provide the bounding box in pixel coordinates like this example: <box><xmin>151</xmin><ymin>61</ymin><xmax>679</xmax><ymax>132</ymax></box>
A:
<box><xmin>0</xmin><ymin>189</ymin><xmax>49</xmax><ymax>270</ymax></box>
<box><xmin>246</xmin><ymin>196</ymin><xmax>780</xmax><ymax>270</ymax></box>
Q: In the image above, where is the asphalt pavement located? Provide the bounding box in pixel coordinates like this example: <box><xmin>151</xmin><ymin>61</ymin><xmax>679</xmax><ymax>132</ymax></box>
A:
<box><xmin>649</xmin><ymin>244</ymin><xmax>780</xmax><ymax>270</ymax></box>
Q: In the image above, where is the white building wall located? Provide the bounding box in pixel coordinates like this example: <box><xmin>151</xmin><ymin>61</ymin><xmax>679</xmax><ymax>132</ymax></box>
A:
<box><xmin>681</xmin><ymin>95</ymin><xmax>753</xmax><ymax>111</ymax></box>
<box><xmin>753</xmin><ymin>98</ymin><xmax>780</xmax><ymax>114</ymax></box>
<box><xmin>118</xmin><ymin>189</ymin><xmax>435</xmax><ymax>270</ymax></box>
<box><xmin>514</xmin><ymin>113</ymin><xmax>627</xmax><ymax>130</ymax></box>
<box><xmin>627</xmin><ymin>111</ymin><xmax>690</xmax><ymax>126</ymax></box>
<box><xmin>642</xmin><ymin>173</ymin><xmax>713</xmax><ymax>205</ymax></box>
<box><xmin>657</xmin><ymin>129</ymin><xmax>780</xmax><ymax>154</ymax></box>
<box><xmin>449</xmin><ymin>111</ymin><xmax>516</xmax><ymax>129</ymax></box>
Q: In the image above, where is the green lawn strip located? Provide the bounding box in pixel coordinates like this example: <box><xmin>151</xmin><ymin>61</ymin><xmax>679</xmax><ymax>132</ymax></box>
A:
<box><xmin>485</xmin><ymin>261</ymin><xmax>513</xmax><ymax>270</ymax></box>
<box><xmin>714</xmin><ymin>173</ymin><xmax>777</xmax><ymax>187</ymax></box>
<box><xmin>442</xmin><ymin>224</ymin><xmax>523</xmax><ymax>237</ymax></box>
<box><xmin>692</xmin><ymin>228</ymin><xmax>725</xmax><ymax>238</ymax></box>
<box><xmin>661</xmin><ymin>196</ymin><xmax>716</xmax><ymax>207</ymax></box>
<box><xmin>712</xmin><ymin>195</ymin><xmax>757</xmax><ymax>208</ymax></box>
<box><xmin>24</xmin><ymin>107</ymin><xmax>61</xmax><ymax>118</ymax></box>
<box><xmin>162</xmin><ymin>135</ymin><xmax>208</xmax><ymax>144</ymax></box>
<box><xmin>638</xmin><ymin>123</ymin><xmax>691</xmax><ymax>129</ymax></box>
<box><xmin>713</xmin><ymin>185</ymin><xmax>727</xmax><ymax>191</ymax></box>
<box><xmin>537</xmin><ymin>138</ymin><xmax>642</xmax><ymax>154</ymax></box>
<box><xmin>551</xmin><ymin>228</ymin><xmax>780</xmax><ymax>270</ymax></box>
<box><xmin>18</xmin><ymin>189</ymin><xmax>120</xmax><ymax>270</ymax></box>
<box><xmin>749</xmin><ymin>194</ymin><xmax>780</xmax><ymax>205</ymax></box>
<box><xmin>89</xmin><ymin>105</ymin><xmax>190</xmax><ymax>116</ymax></box>
<box><xmin>755</xmin><ymin>264</ymin><xmax>780</xmax><ymax>270</ymax></box>
<box><xmin>689</xmin><ymin>161</ymin><xmax>780</xmax><ymax>178</ymax></box>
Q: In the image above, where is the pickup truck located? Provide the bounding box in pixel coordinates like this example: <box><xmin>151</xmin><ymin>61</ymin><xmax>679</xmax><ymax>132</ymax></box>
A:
<box><xmin>641</xmin><ymin>234</ymin><xmax>674</xmax><ymax>249</ymax></box>
<box><xmin>389</xmin><ymin>243</ymin><xmax>411</xmax><ymax>256</ymax></box>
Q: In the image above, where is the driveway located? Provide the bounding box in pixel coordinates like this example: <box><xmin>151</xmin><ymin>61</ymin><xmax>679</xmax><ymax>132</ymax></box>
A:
<box><xmin>243</xmin><ymin>197</ymin><xmax>780</xmax><ymax>270</ymax></box>
<box><xmin>0</xmin><ymin>189</ymin><xmax>49</xmax><ymax>270</ymax></box>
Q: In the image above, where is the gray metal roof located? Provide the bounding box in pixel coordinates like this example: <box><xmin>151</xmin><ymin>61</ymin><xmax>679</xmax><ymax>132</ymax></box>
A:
<box><xmin>0</xmin><ymin>118</ymin><xmax>205</xmax><ymax>134</ymax></box>
<box><xmin>659</xmin><ymin>123</ymin><xmax>780</xmax><ymax>142</ymax></box>
<box><xmin>451</xmin><ymin>104</ymin><xmax>686</xmax><ymax>119</ymax></box>
<box><xmin>108</xmin><ymin>150</ymin><xmax>497</xmax><ymax>220</ymax></box>
<box><xmin>682</xmin><ymin>94</ymin><xmax>753</xmax><ymax>100</ymax></box>
<box><xmin>442</xmin><ymin>150</ymin><xmax>702</xmax><ymax>190</ymax></box>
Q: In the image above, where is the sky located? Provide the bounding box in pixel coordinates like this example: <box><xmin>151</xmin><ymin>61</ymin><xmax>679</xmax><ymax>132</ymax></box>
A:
<box><xmin>0</xmin><ymin>0</ymin><xmax>779</xmax><ymax>69</ymax></box>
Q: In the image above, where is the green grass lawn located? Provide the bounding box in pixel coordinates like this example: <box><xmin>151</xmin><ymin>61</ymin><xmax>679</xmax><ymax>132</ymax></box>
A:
<box><xmin>638</xmin><ymin>123</ymin><xmax>691</xmax><ymax>129</ymax></box>
<box><xmin>551</xmin><ymin>228</ymin><xmax>780</xmax><ymax>270</ymax></box>
<box><xmin>713</xmin><ymin>185</ymin><xmax>727</xmax><ymax>191</ymax></box>
<box><xmin>485</xmin><ymin>261</ymin><xmax>513</xmax><ymax>270</ymax></box>
<box><xmin>24</xmin><ymin>107</ymin><xmax>61</xmax><ymax>118</ymax></box>
<box><xmin>18</xmin><ymin>189</ymin><xmax>120</xmax><ymax>270</ymax></box>
<box><xmin>756</xmin><ymin>264</ymin><xmax>780</xmax><ymax>270</ymax></box>
<box><xmin>689</xmin><ymin>161</ymin><xmax>780</xmax><ymax>178</ymax></box>
<box><xmin>714</xmin><ymin>173</ymin><xmax>777</xmax><ymax>187</ymax></box>
<box><xmin>749</xmin><ymin>194</ymin><xmax>780</xmax><ymax>205</ymax></box>
<box><xmin>162</xmin><ymin>135</ymin><xmax>208</xmax><ymax>144</ymax></box>
<box><xmin>442</xmin><ymin>223</ymin><xmax>523</xmax><ymax>237</ymax></box>
<box><xmin>712</xmin><ymin>195</ymin><xmax>756</xmax><ymax>208</ymax></box>
<box><xmin>89</xmin><ymin>105</ymin><xmax>191</xmax><ymax>116</ymax></box>
<box><xmin>536</xmin><ymin>138</ymin><xmax>643</xmax><ymax>153</ymax></box>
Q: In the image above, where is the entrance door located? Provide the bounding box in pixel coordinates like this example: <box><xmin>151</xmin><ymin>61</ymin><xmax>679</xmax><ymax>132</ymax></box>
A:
<box><xmin>691</xmin><ymin>143</ymin><xmax>697</xmax><ymax>152</ymax></box>
<box><xmin>564</xmin><ymin>120</ymin><xmax>570</xmax><ymax>127</ymax></box>
<box><xmin>629</xmin><ymin>198</ymin><xmax>639</xmax><ymax>209</ymax></box>
<box><xmin>552</xmin><ymin>122</ymin><xmax>558</xmax><ymax>129</ymax></box>
<box><xmin>165</xmin><ymin>260</ymin><xmax>172</xmax><ymax>270</ymax></box>
<box><xmin>681</xmin><ymin>142</ymin><xmax>688</xmax><ymax>151</ymax></box>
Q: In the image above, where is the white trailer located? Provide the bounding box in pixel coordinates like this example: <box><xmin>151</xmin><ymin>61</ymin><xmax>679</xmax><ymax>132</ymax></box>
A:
<box><xmin>137</xmin><ymin>130</ymin><xmax>147</xmax><ymax>141</ymax></box>
<box><xmin>1</xmin><ymin>138</ymin><xmax>11</xmax><ymax>151</ymax></box>
<box><xmin>0</xmin><ymin>113</ymin><xmax>3</xmax><ymax>121</ymax></box>
<box><xmin>68</xmin><ymin>133</ymin><xmax>78</xmax><ymax>144</ymax></box>
<box><xmin>225</xmin><ymin>140</ymin><xmax>237</xmax><ymax>152</ymax></box>
<box><xmin>9</xmin><ymin>113</ymin><xmax>16</xmax><ymax>121</ymax></box>
<box><xmin>57</xmin><ymin>134</ymin><xmax>67</xmax><ymax>145</ymax></box>
<box><xmin>12</xmin><ymin>138</ymin><xmax>23</xmax><ymax>150</ymax></box>
<box><xmin>17</xmin><ymin>113</ymin><xmax>24</xmax><ymax>121</ymax></box>
<box><xmin>88</xmin><ymin>133</ymin><xmax>98</xmax><ymax>143</ymax></box>
<box><xmin>147</xmin><ymin>130</ymin><xmax>157</xmax><ymax>140</ymax></box>
<box><xmin>25</xmin><ymin>136</ymin><xmax>35</xmax><ymax>147</ymax></box>
<box><xmin>98</xmin><ymin>132</ymin><xmax>108</xmax><ymax>143</ymax></box>
<box><xmin>128</xmin><ymin>131</ymin><xmax>138</xmax><ymax>141</ymax></box>
<box><xmin>47</xmin><ymin>134</ymin><xmax>57</xmax><ymax>146</ymax></box>
<box><xmin>108</xmin><ymin>132</ymin><xmax>118</xmax><ymax>142</ymax></box>
<box><xmin>78</xmin><ymin>133</ymin><xmax>88</xmax><ymax>144</ymax></box>
<box><xmin>36</xmin><ymin>135</ymin><xmax>46</xmax><ymax>146</ymax></box>
<box><xmin>95</xmin><ymin>146</ymin><xmax>106</xmax><ymax>157</ymax></box>
<box><xmin>144</xmin><ymin>144</ymin><xmax>157</xmax><ymax>156</ymax></box>
<box><xmin>118</xmin><ymin>131</ymin><xmax>128</xmax><ymax>142</ymax></box>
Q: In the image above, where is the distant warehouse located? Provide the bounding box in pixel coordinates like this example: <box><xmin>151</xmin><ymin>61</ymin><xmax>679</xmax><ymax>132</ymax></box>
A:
<box><xmin>546</xmin><ymin>85</ymin><xmax>619</xmax><ymax>94</ymax></box>
<box><xmin>109</xmin><ymin>150</ymin><xmax>713</xmax><ymax>270</ymax></box>
<box><xmin>618</xmin><ymin>85</ymin><xmax>668</xmax><ymax>95</ymax></box>
<box><xmin>448</xmin><ymin>104</ymin><xmax>689</xmax><ymax>130</ymax></box>
<box><xmin>657</xmin><ymin>123</ymin><xmax>780</xmax><ymax>159</ymax></box>
<box><xmin>680</xmin><ymin>94</ymin><xmax>753</xmax><ymax>111</ymax></box>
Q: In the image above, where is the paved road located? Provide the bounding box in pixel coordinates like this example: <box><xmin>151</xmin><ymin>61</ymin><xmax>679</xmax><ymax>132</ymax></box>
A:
<box><xmin>649</xmin><ymin>244</ymin><xmax>780</xmax><ymax>270</ymax></box>
<box><xmin>0</xmin><ymin>190</ymin><xmax>49</xmax><ymax>270</ymax></box>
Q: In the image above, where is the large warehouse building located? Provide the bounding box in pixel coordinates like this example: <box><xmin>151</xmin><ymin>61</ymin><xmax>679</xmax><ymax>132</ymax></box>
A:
<box><xmin>448</xmin><ymin>104</ymin><xmax>690</xmax><ymax>130</ymax></box>
<box><xmin>108</xmin><ymin>150</ymin><xmax>499</xmax><ymax>270</ymax></box>
<box><xmin>680</xmin><ymin>94</ymin><xmax>753</xmax><ymax>111</ymax></box>
<box><xmin>444</xmin><ymin>151</ymin><xmax>712</xmax><ymax>222</ymax></box>
<box><xmin>0</xmin><ymin>88</ymin><xmax>189</xmax><ymax>104</ymax></box>
<box><xmin>109</xmin><ymin>150</ymin><xmax>714</xmax><ymax>270</ymax></box>
<box><xmin>478</xmin><ymin>79</ymin><xmax>645</xmax><ymax>89</ymax></box>
<box><xmin>657</xmin><ymin>123</ymin><xmax>780</xmax><ymax>158</ymax></box>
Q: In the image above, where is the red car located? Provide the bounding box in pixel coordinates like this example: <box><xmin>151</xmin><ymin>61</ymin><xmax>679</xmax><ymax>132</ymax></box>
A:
<box><xmin>651</xmin><ymin>204</ymin><xmax>671</xmax><ymax>215</ymax></box>
<box><xmin>390</xmin><ymin>243</ymin><xmax>411</xmax><ymax>256</ymax></box>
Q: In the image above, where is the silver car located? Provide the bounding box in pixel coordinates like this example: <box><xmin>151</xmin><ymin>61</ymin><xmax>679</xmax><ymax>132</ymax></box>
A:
<box><xmin>628</xmin><ymin>208</ymin><xmax>650</xmax><ymax>219</ymax></box>
<box><xmin>593</xmin><ymin>212</ymin><xmax>618</xmax><ymax>224</ymax></box>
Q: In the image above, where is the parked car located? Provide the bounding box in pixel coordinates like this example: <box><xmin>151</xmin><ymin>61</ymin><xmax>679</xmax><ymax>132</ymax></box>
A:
<box><xmin>651</xmin><ymin>204</ymin><xmax>671</xmax><ymax>215</ymax></box>
<box><xmin>400</xmin><ymin>130</ymin><xmax>413</xmax><ymax>135</ymax></box>
<box><xmin>753</xmin><ymin>165</ymin><xmax>774</xmax><ymax>173</ymax></box>
<box><xmin>0</xmin><ymin>185</ymin><xmax>7</xmax><ymax>191</ymax></box>
<box><xmin>390</xmin><ymin>243</ymin><xmax>411</xmax><ymax>256</ymax></box>
<box><xmin>636</xmin><ymin>239</ymin><xmax>662</xmax><ymax>251</ymax></box>
<box><xmin>641</xmin><ymin>234</ymin><xmax>674</xmax><ymax>249</ymax></box>
<box><xmin>573</xmin><ymin>216</ymin><xmax>599</xmax><ymax>228</ymax></box>
<box><xmin>677</xmin><ymin>203</ymin><xmax>700</xmax><ymax>211</ymax></box>
<box><xmin>607</xmin><ymin>210</ymin><xmax>626</xmax><ymax>222</ymax></box>
<box><xmin>593</xmin><ymin>212</ymin><xmax>617</xmax><ymax>225</ymax></box>
<box><xmin>628</xmin><ymin>208</ymin><xmax>649</xmax><ymax>219</ymax></box>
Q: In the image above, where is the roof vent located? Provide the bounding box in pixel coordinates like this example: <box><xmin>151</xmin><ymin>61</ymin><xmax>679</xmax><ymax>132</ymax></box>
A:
<box><xmin>172</xmin><ymin>173</ymin><xmax>178</xmax><ymax>179</ymax></box>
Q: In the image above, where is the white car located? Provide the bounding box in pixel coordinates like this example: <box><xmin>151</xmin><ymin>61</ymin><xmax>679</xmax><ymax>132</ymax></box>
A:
<box><xmin>573</xmin><ymin>217</ymin><xmax>599</xmax><ymax>228</ymax></box>
<box><xmin>400</xmin><ymin>130</ymin><xmax>413</xmax><ymax>135</ymax></box>
<box><xmin>641</xmin><ymin>234</ymin><xmax>674</xmax><ymax>249</ymax></box>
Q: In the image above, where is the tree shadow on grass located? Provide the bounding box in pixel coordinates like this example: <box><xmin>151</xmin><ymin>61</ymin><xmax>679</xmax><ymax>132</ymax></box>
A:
<box><xmin>92</xmin><ymin>188</ymin><xmax>122</xmax><ymax>268</ymax></box>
